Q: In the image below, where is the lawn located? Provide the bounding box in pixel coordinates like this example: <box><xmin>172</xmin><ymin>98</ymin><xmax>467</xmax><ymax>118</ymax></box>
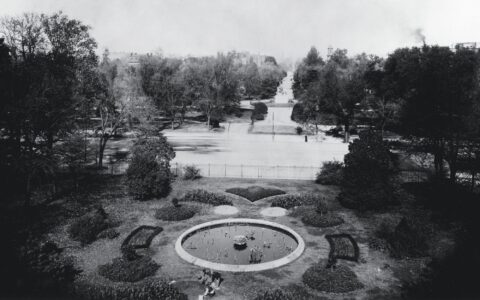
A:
<box><xmin>47</xmin><ymin>176</ymin><xmax>453</xmax><ymax>299</ymax></box>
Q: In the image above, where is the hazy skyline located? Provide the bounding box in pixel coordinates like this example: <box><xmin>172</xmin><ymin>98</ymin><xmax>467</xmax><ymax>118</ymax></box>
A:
<box><xmin>2</xmin><ymin>0</ymin><xmax>480</xmax><ymax>61</ymax></box>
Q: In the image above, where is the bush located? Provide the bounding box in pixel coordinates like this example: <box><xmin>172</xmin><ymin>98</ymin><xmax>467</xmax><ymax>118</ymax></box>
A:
<box><xmin>126</xmin><ymin>137</ymin><xmax>174</xmax><ymax>200</ymax></box>
<box><xmin>270</xmin><ymin>193</ymin><xmax>323</xmax><ymax>209</ymax></box>
<box><xmin>181</xmin><ymin>189</ymin><xmax>232</xmax><ymax>205</ymax></box>
<box><xmin>226</xmin><ymin>186</ymin><xmax>285</xmax><ymax>202</ymax></box>
<box><xmin>18</xmin><ymin>240</ymin><xmax>81</xmax><ymax>296</ymax></box>
<box><xmin>302</xmin><ymin>261</ymin><xmax>364</xmax><ymax>293</ymax></box>
<box><xmin>295</xmin><ymin>126</ymin><xmax>303</xmax><ymax>135</ymax></box>
<box><xmin>154</xmin><ymin>205</ymin><xmax>196</xmax><ymax>221</ymax></box>
<box><xmin>182</xmin><ymin>165</ymin><xmax>201</xmax><ymax>180</ymax></box>
<box><xmin>315</xmin><ymin>161</ymin><xmax>344</xmax><ymax>185</ymax></box>
<box><xmin>68</xmin><ymin>208</ymin><xmax>111</xmax><ymax>245</ymax></box>
<box><xmin>121</xmin><ymin>244</ymin><xmax>141</xmax><ymax>261</ymax></box>
<box><xmin>74</xmin><ymin>277</ymin><xmax>187</xmax><ymax>300</ymax></box>
<box><xmin>253</xmin><ymin>102</ymin><xmax>268</xmax><ymax>114</ymax></box>
<box><xmin>388</xmin><ymin>217</ymin><xmax>430</xmax><ymax>258</ymax></box>
<box><xmin>301</xmin><ymin>211</ymin><xmax>344</xmax><ymax>228</ymax></box>
<box><xmin>326</xmin><ymin>234</ymin><xmax>360</xmax><ymax>262</ymax></box>
<box><xmin>338</xmin><ymin>130</ymin><xmax>397</xmax><ymax>211</ymax></box>
<box><xmin>98</xmin><ymin>256</ymin><xmax>159</xmax><ymax>282</ymax></box>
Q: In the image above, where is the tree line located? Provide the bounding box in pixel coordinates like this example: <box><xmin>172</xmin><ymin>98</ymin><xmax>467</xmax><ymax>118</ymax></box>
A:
<box><xmin>0</xmin><ymin>12</ymin><xmax>286</xmax><ymax>205</ymax></box>
<box><xmin>294</xmin><ymin>45</ymin><xmax>480</xmax><ymax>185</ymax></box>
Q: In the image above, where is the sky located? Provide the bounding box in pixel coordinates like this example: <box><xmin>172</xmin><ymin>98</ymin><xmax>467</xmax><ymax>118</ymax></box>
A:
<box><xmin>2</xmin><ymin>0</ymin><xmax>480</xmax><ymax>62</ymax></box>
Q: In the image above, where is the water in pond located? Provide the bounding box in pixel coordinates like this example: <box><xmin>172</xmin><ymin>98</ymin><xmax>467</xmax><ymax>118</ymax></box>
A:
<box><xmin>182</xmin><ymin>223</ymin><xmax>298</xmax><ymax>265</ymax></box>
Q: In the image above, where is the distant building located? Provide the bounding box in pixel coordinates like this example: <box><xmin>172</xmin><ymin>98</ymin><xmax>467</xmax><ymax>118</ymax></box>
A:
<box><xmin>451</xmin><ymin>42</ymin><xmax>479</xmax><ymax>52</ymax></box>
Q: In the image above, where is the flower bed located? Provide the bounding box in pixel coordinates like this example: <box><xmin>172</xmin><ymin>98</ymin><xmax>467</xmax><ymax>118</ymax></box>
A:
<box><xmin>226</xmin><ymin>186</ymin><xmax>285</xmax><ymax>202</ymax></box>
<box><xmin>155</xmin><ymin>205</ymin><xmax>197</xmax><ymax>221</ymax></box>
<box><xmin>181</xmin><ymin>189</ymin><xmax>232</xmax><ymax>205</ymax></box>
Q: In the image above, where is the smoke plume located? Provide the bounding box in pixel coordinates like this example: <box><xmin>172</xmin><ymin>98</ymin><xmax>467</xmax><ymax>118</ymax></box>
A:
<box><xmin>412</xmin><ymin>28</ymin><xmax>426</xmax><ymax>45</ymax></box>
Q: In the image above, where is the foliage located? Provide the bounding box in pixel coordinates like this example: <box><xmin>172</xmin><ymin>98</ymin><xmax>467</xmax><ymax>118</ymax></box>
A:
<box><xmin>68</xmin><ymin>207</ymin><xmax>112</xmax><ymax>245</ymax></box>
<box><xmin>74</xmin><ymin>277</ymin><xmax>187</xmax><ymax>300</ymax></box>
<box><xmin>270</xmin><ymin>193</ymin><xmax>324</xmax><ymax>209</ymax></box>
<box><xmin>315</xmin><ymin>160</ymin><xmax>344</xmax><ymax>185</ymax></box>
<box><xmin>295</xmin><ymin>126</ymin><xmax>303</xmax><ymax>135</ymax></box>
<box><xmin>381</xmin><ymin>46</ymin><xmax>480</xmax><ymax>181</ymax></box>
<box><xmin>388</xmin><ymin>216</ymin><xmax>431</xmax><ymax>258</ymax></box>
<box><xmin>301</xmin><ymin>211</ymin><xmax>344</xmax><ymax>227</ymax></box>
<box><xmin>154</xmin><ymin>205</ymin><xmax>197</xmax><ymax>221</ymax></box>
<box><xmin>183</xmin><ymin>164</ymin><xmax>202</xmax><ymax>180</ymax></box>
<box><xmin>226</xmin><ymin>186</ymin><xmax>285</xmax><ymax>201</ymax></box>
<box><xmin>302</xmin><ymin>261</ymin><xmax>364</xmax><ymax>293</ymax></box>
<box><xmin>338</xmin><ymin>130</ymin><xmax>397</xmax><ymax>210</ymax></box>
<box><xmin>252</xmin><ymin>102</ymin><xmax>268</xmax><ymax>114</ymax></box>
<box><xmin>181</xmin><ymin>189</ymin><xmax>232</xmax><ymax>205</ymax></box>
<box><xmin>98</xmin><ymin>256</ymin><xmax>159</xmax><ymax>282</ymax></box>
<box><xmin>121</xmin><ymin>244</ymin><xmax>141</xmax><ymax>261</ymax></box>
<box><xmin>17</xmin><ymin>240</ymin><xmax>81</xmax><ymax>296</ymax></box>
<box><xmin>126</xmin><ymin>136</ymin><xmax>174</xmax><ymax>200</ymax></box>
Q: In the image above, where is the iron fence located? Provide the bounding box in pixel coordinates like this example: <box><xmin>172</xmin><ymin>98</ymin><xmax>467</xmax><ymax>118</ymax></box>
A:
<box><xmin>172</xmin><ymin>163</ymin><xmax>319</xmax><ymax>180</ymax></box>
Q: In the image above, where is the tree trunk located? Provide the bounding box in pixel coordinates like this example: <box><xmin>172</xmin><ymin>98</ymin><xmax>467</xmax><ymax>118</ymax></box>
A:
<box><xmin>344</xmin><ymin>122</ymin><xmax>350</xmax><ymax>143</ymax></box>
<box><xmin>98</xmin><ymin>136</ymin><xmax>108</xmax><ymax>168</ymax></box>
<box><xmin>207</xmin><ymin>114</ymin><xmax>211</xmax><ymax>130</ymax></box>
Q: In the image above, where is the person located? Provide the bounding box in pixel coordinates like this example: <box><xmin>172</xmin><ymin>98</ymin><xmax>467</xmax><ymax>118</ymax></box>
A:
<box><xmin>203</xmin><ymin>271</ymin><xmax>223</xmax><ymax>297</ymax></box>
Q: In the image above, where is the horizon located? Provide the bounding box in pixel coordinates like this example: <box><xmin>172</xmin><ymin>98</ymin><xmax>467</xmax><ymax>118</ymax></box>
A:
<box><xmin>2</xmin><ymin>0</ymin><xmax>480</xmax><ymax>62</ymax></box>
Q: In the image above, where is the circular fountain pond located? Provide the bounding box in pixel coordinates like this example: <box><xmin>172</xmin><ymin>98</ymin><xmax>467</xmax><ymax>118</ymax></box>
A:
<box><xmin>175</xmin><ymin>218</ymin><xmax>305</xmax><ymax>272</ymax></box>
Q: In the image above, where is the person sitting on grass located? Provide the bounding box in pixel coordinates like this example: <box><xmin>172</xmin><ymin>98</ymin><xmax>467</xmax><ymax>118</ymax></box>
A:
<box><xmin>203</xmin><ymin>271</ymin><xmax>223</xmax><ymax>297</ymax></box>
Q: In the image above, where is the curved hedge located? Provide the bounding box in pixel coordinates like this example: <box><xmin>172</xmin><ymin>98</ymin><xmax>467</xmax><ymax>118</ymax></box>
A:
<box><xmin>302</xmin><ymin>261</ymin><xmax>363</xmax><ymax>293</ymax></box>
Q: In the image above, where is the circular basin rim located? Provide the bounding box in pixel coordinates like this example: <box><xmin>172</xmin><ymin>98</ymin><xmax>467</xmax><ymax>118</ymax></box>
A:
<box><xmin>174</xmin><ymin>218</ymin><xmax>305</xmax><ymax>272</ymax></box>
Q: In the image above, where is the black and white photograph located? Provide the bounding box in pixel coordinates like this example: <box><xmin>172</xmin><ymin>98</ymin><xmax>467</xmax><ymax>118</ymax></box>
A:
<box><xmin>1</xmin><ymin>0</ymin><xmax>480</xmax><ymax>299</ymax></box>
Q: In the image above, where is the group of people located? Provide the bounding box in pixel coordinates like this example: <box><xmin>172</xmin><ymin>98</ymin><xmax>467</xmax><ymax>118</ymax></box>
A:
<box><xmin>198</xmin><ymin>269</ymin><xmax>223</xmax><ymax>298</ymax></box>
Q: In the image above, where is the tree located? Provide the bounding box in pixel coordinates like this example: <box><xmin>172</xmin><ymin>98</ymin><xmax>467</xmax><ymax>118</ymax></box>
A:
<box><xmin>0</xmin><ymin>12</ymin><xmax>98</xmax><ymax>205</ymax></box>
<box><xmin>126</xmin><ymin>136</ymin><xmax>175</xmax><ymax>200</ymax></box>
<box><xmin>384</xmin><ymin>46</ymin><xmax>480</xmax><ymax>181</ymax></box>
<box><xmin>339</xmin><ymin>130</ymin><xmax>397</xmax><ymax>210</ymax></box>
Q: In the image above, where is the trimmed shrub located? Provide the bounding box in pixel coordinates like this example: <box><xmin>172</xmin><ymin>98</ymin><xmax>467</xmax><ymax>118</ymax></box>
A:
<box><xmin>301</xmin><ymin>211</ymin><xmax>344</xmax><ymax>228</ymax></box>
<box><xmin>181</xmin><ymin>189</ymin><xmax>232</xmax><ymax>205</ymax></box>
<box><xmin>338</xmin><ymin>130</ymin><xmax>397</xmax><ymax>211</ymax></box>
<box><xmin>183</xmin><ymin>165</ymin><xmax>201</xmax><ymax>180</ymax></box>
<box><xmin>121</xmin><ymin>245</ymin><xmax>141</xmax><ymax>261</ymax></box>
<box><xmin>226</xmin><ymin>186</ymin><xmax>285</xmax><ymax>202</ymax></box>
<box><xmin>295</xmin><ymin>126</ymin><xmax>303</xmax><ymax>135</ymax></box>
<box><xmin>126</xmin><ymin>156</ymin><xmax>172</xmax><ymax>200</ymax></box>
<box><xmin>315</xmin><ymin>161</ymin><xmax>344</xmax><ymax>185</ymax></box>
<box><xmin>155</xmin><ymin>205</ymin><xmax>196</xmax><ymax>221</ymax></box>
<box><xmin>126</xmin><ymin>136</ymin><xmax>174</xmax><ymax>200</ymax></box>
<box><xmin>68</xmin><ymin>208</ymin><xmax>111</xmax><ymax>245</ymax></box>
<box><xmin>74</xmin><ymin>277</ymin><xmax>187</xmax><ymax>300</ymax></box>
<box><xmin>270</xmin><ymin>193</ymin><xmax>323</xmax><ymax>209</ymax></box>
<box><xmin>98</xmin><ymin>256</ymin><xmax>159</xmax><ymax>282</ymax></box>
<box><xmin>253</xmin><ymin>102</ymin><xmax>268</xmax><ymax>115</ymax></box>
<box><xmin>302</xmin><ymin>261</ymin><xmax>364</xmax><ymax>293</ymax></box>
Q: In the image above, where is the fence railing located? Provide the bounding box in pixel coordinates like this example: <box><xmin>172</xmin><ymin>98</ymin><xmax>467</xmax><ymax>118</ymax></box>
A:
<box><xmin>172</xmin><ymin>163</ymin><xmax>319</xmax><ymax>180</ymax></box>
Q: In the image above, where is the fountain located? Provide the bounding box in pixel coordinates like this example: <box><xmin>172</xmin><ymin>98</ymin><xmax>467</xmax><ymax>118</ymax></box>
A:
<box><xmin>175</xmin><ymin>218</ymin><xmax>305</xmax><ymax>272</ymax></box>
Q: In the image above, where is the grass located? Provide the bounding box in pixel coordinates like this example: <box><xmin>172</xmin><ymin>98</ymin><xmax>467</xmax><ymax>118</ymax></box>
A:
<box><xmin>301</xmin><ymin>211</ymin><xmax>344</xmax><ymax>228</ymax></box>
<box><xmin>226</xmin><ymin>186</ymin><xmax>285</xmax><ymax>201</ymax></box>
